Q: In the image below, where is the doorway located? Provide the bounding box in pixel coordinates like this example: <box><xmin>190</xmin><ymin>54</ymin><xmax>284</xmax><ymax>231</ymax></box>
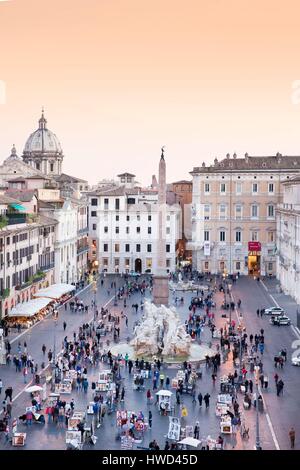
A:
<box><xmin>248</xmin><ymin>252</ymin><xmax>261</xmax><ymax>276</ymax></box>
<box><xmin>135</xmin><ymin>258</ymin><xmax>142</xmax><ymax>273</ymax></box>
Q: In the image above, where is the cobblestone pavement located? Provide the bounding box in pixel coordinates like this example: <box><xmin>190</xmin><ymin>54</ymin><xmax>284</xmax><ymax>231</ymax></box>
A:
<box><xmin>0</xmin><ymin>274</ymin><xmax>298</xmax><ymax>450</ymax></box>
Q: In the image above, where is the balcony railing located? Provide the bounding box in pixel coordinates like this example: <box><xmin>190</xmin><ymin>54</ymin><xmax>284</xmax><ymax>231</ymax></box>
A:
<box><xmin>39</xmin><ymin>263</ymin><xmax>55</xmax><ymax>272</ymax></box>
<box><xmin>77</xmin><ymin>245</ymin><xmax>89</xmax><ymax>255</ymax></box>
<box><xmin>7</xmin><ymin>213</ymin><xmax>27</xmax><ymax>225</ymax></box>
<box><xmin>15</xmin><ymin>272</ymin><xmax>46</xmax><ymax>290</ymax></box>
<box><xmin>78</xmin><ymin>227</ymin><xmax>89</xmax><ymax>235</ymax></box>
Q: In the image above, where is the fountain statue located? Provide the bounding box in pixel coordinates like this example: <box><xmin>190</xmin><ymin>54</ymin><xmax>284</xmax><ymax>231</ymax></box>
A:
<box><xmin>130</xmin><ymin>300</ymin><xmax>191</xmax><ymax>358</ymax></box>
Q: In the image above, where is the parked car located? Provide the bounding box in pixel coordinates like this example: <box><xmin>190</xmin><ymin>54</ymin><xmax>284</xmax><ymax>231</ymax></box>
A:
<box><xmin>264</xmin><ymin>306</ymin><xmax>285</xmax><ymax>316</ymax></box>
<box><xmin>292</xmin><ymin>355</ymin><xmax>300</xmax><ymax>366</ymax></box>
<box><xmin>269</xmin><ymin>315</ymin><xmax>291</xmax><ymax>326</ymax></box>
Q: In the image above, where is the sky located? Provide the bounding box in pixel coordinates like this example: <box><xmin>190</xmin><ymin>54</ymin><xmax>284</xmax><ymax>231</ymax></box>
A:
<box><xmin>1</xmin><ymin>0</ymin><xmax>300</xmax><ymax>185</ymax></box>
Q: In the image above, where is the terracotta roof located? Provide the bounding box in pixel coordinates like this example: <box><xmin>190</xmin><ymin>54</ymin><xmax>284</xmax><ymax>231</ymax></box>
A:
<box><xmin>55</xmin><ymin>173</ymin><xmax>88</xmax><ymax>184</ymax></box>
<box><xmin>172</xmin><ymin>180</ymin><xmax>192</xmax><ymax>185</ymax></box>
<box><xmin>0</xmin><ymin>194</ymin><xmax>21</xmax><ymax>205</ymax></box>
<box><xmin>38</xmin><ymin>214</ymin><xmax>59</xmax><ymax>226</ymax></box>
<box><xmin>7</xmin><ymin>177</ymin><xmax>26</xmax><ymax>183</ymax></box>
<box><xmin>191</xmin><ymin>154</ymin><xmax>300</xmax><ymax>174</ymax></box>
<box><xmin>5</xmin><ymin>189</ymin><xmax>37</xmax><ymax>202</ymax></box>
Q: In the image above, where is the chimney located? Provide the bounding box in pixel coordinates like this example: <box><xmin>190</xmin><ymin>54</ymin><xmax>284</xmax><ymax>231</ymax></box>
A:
<box><xmin>214</xmin><ymin>158</ymin><xmax>218</xmax><ymax>165</ymax></box>
<box><xmin>226</xmin><ymin>153</ymin><xmax>230</xmax><ymax>159</ymax></box>
<box><xmin>233</xmin><ymin>153</ymin><xmax>237</xmax><ymax>159</ymax></box>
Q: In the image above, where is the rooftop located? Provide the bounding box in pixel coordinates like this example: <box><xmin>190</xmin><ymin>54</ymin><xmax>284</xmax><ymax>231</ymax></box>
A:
<box><xmin>190</xmin><ymin>154</ymin><xmax>300</xmax><ymax>174</ymax></box>
<box><xmin>5</xmin><ymin>189</ymin><xmax>37</xmax><ymax>202</ymax></box>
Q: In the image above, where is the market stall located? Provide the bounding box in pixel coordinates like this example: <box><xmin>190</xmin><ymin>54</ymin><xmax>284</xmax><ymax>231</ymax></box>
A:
<box><xmin>171</xmin><ymin>370</ymin><xmax>197</xmax><ymax>394</ymax></box>
<box><xmin>116</xmin><ymin>410</ymin><xmax>148</xmax><ymax>439</ymax></box>
<box><xmin>156</xmin><ymin>390</ymin><xmax>173</xmax><ymax>415</ymax></box>
<box><xmin>55</xmin><ymin>379</ymin><xmax>72</xmax><ymax>394</ymax></box>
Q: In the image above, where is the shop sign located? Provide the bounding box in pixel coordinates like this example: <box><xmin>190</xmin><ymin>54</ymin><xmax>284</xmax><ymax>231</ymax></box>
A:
<box><xmin>248</xmin><ymin>241</ymin><xmax>261</xmax><ymax>252</ymax></box>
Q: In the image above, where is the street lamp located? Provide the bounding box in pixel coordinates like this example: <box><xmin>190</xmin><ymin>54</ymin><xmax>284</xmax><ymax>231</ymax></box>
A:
<box><xmin>92</xmin><ymin>280</ymin><xmax>97</xmax><ymax>322</ymax></box>
<box><xmin>254</xmin><ymin>365</ymin><xmax>261</xmax><ymax>450</ymax></box>
<box><xmin>114</xmin><ymin>280</ymin><xmax>118</xmax><ymax>306</ymax></box>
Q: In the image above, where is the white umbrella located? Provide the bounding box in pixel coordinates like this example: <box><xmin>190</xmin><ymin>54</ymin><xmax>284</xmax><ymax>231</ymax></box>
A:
<box><xmin>178</xmin><ymin>437</ymin><xmax>201</xmax><ymax>448</ymax></box>
<box><xmin>25</xmin><ymin>385</ymin><xmax>43</xmax><ymax>393</ymax></box>
<box><xmin>156</xmin><ymin>390</ymin><xmax>173</xmax><ymax>397</ymax></box>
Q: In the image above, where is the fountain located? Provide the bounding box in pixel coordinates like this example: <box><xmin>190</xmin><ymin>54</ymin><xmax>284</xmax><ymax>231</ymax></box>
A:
<box><xmin>110</xmin><ymin>301</ymin><xmax>215</xmax><ymax>363</ymax></box>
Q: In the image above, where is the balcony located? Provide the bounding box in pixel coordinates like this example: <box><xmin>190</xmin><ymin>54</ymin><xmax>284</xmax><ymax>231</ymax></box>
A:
<box><xmin>77</xmin><ymin>245</ymin><xmax>89</xmax><ymax>255</ymax></box>
<box><xmin>15</xmin><ymin>271</ymin><xmax>46</xmax><ymax>290</ymax></box>
<box><xmin>78</xmin><ymin>227</ymin><xmax>89</xmax><ymax>235</ymax></box>
<box><xmin>39</xmin><ymin>263</ymin><xmax>55</xmax><ymax>272</ymax></box>
<box><xmin>7</xmin><ymin>213</ymin><xmax>27</xmax><ymax>225</ymax></box>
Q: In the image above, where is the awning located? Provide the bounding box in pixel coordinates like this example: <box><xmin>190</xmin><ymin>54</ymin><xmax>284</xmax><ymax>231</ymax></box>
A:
<box><xmin>9</xmin><ymin>203</ymin><xmax>26</xmax><ymax>212</ymax></box>
<box><xmin>9</xmin><ymin>297</ymin><xmax>52</xmax><ymax>317</ymax></box>
<box><xmin>34</xmin><ymin>283</ymin><xmax>76</xmax><ymax>300</ymax></box>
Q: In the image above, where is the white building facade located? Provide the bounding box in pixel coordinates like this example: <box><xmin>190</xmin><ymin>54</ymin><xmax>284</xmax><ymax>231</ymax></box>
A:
<box><xmin>88</xmin><ymin>184</ymin><xmax>181</xmax><ymax>275</ymax></box>
<box><xmin>276</xmin><ymin>177</ymin><xmax>300</xmax><ymax>304</ymax></box>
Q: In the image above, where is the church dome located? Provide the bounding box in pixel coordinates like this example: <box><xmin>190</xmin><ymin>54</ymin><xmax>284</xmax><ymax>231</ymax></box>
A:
<box><xmin>23</xmin><ymin>111</ymin><xmax>63</xmax><ymax>156</ymax></box>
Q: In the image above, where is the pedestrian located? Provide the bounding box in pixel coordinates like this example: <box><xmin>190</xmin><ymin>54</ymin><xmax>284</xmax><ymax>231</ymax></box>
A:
<box><xmin>159</xmin><ymin>372</ymin><xmax>165</xmax><ymax>388</ymax></box>
<box><xmin>249</xmin><ymin>379</ymin><xmax>253</xmax><ymax>394</ymax></box>
<box><xmin>148</xmin><ymin>410</ymin><xmax>152</xmax><ymax>429</ymax></box>
<box><xmin>204</xmin><ymin>393</ymin><xmax>210</xmax><ymax>408</ymax></box>
<box><xmin>198</xmin><ymin>392</ymin><xmax>203</xmax><ymax>407</ymax></box>
<box><xmin>263</xmin><ymin>375</ymin><xmax>269</xmax><ymax>389</ymax></box>
<box><xmin>121</xmin><ymin>387</ymin><xmax>125</xmax><ymax>401</ymax></box>
<box><xmin>194</xmin><ymin>421</ymin><xmax>200</xmax><ymax>439</ymax></box>
<box><xmin>256</xmin><ymin>309</ymin><xmax>260</xmax><ymax>318</ymax></box>
<box><xmin>42</xmin><ymin>344</ymin><xmax>46</xmax><ymax>355</ymax></box>
<box><xmin>289</xmin><ymin>427</ymin><xmax>296</xmax><ymax>449</ymax></box>
<box><xmin>0</xmin><ymin>379</ymin><xmax>2</xmax><ymax>395</ymax></box>
<box><xmin>274</xmin><ymin>373</ymin><xmax>279</xmax><ymax>385</ymax></box>
<box><xmin>63</xmin><ymin>321</ymin><xmax>67</xmax><ymax>332</ymax></box>
<box><xmin>212</xmin><ymin>373</ymin><xmax>217</xmax><ymax>385</ymax></box>
<box><xmin>192</xmin><ymin>388</ymin><xmax>197</xmax><ymax>403</ymax></box>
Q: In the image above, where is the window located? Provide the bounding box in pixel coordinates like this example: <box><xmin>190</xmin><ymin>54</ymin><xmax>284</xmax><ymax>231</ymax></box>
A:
<box><xmin>235</xmin><ymin>230</ymin><xmax>241</xmax><ymax>242</ymax></box>
<box><xmin>126</xmin><ymin>227</ymin><xmax>130</xmax><ymax>234</ymax></box>
<box><xmin>116</xmin><ymin>215</ymin><xmax>119</xmax><ymax>221</ymax></box>
<box><xmin>114</xmin><ymin>244</ymin><xmax>119</xmax><ymax>252</ymax></box>
<box><xmin>103</xmin><ymin>243</ymin><xmax>108</xmax><ymax>252</ymax></box>
<box><xmin>92</xmin><ymin>224</ymin><xmax>97</xmax><ymax>230</ymax></box>
<box><xmin>91</xmin><ymin>211</ymin><xmax>97</xmax><ymax>217</ymax></box>
<box><xmin>166</xmin><ymin>227</ymin><xmax>170</xmax><ymax>235</ymax></box>
<box><xmin>148</xmin><ymin>227</ymin><xmax>151</xmax><ymax>234</ymax></box>
<box><xmin>220</xmin><ymin>231</ymin><xmax>226</xmax><ymax>242</ymax></box>
<box><xmin>251</xmin><ymin>231</ymin><xmax>258</xmax><ymax>241</ymax></box>
<box><xmin>115</xmin><ymin>227</ymin><xmax>119</xmax><ymax>234</ymax></box>
<box><xmin>91</xmin><ymin>198</ymin><xmax>98</xmax><ymax>206</ymax></box>
<box><xmin>36</xmin><ymin>163</ymin><xmax>40</xmax><ymax>170</ymax></box>
<box><xmin>236</xmin><ymin>182</ymin><xmax>242</xmax><ymax>194</ymax></box>
<box><xmin>136</xmin><ymin>227</ymin><xmax>141</xmax><ymax>233</ymax></box>
<box><xmin>204</xmin><ymin>231</ymin><xmax>210</xmax><ymax>241</ymax></box>
<box><xmin>204</xmin><ymin>204</ymin><xmax>210</xmax><ymax>220</ymax></box>
<box><xmin>104</xmin><ymin>226</ymin><xmax>108</xmax><ymax>233</ymax></box>
<box><xmin>220</xmin><ymin>183</ymin><xmax>226</xmax><ymax>194</ymax></box>
<box><xmin>115</xmin><ymin>198</ymin><xmax>120</xmax><ymax>210</ymax></box>
<box><xmin>268</xmin><ymin>205</ymin><xmax>274</xmax><ymax>218</ymax></box>
<box><xmin>204</xmin><ymin>261</ymin><xmax>209</xmax><ymax>270</ymax></box>
<box><xmin>252</xmin><ymin>183</ymin><xmax>258</xmax><ymax>193</ymax></box>
<box><xmin>125</xmin><ymin>244</ymin><xmax>130</xmax><ymax>252</ymax></box>
<box><xmin>125</xmin><ymin>258</ymin><xmax>130</xmax><ymax>268</ymax></box>
<box><xmin>166</xmin><ymin>259</ymin><xmax>171</xmax><ymax>268</ymax></box>
<box><xmin>104</xmin><ymin>198</ymin><xmax>109</xmax><ymax>209</ymax></box>
<box><xmin>126</xmin><ymin>215</ymin><xmax>130</xmax><ymax>221</ymax></box>
<box><xmin>167</xmin><ymin>215</ymin><xmax>170</xmax><ymax>221</ymax></box>
<box><xmin>268</xmin><ymin>262</ymin><xmax>273</xmax><ymax>271</ymax></box>
<box><xmin>103</xmin><ymin>258</ymin><xmax>108</xmax><ymax>266</ymax></box>
<box><xmin>136</xmin><ymin>244</ymin><xmax>141</xmax><ymax>252</ymax></box>
<box><xmin>268</xmin><ymin>183</ymin><xmax>274</xmax><ymax>194</ymax></box>
<box><xmin>137</xmin><ymin>214</ymin><xmax>140</xmax><ymax>221</ymax></box>
<box><xmin>204</xmin><ymin>183</ymin><xmax>210</xmax><ymax>194</ymax></box>
<box><xmin>166</xmin><ymin>244</ymin><xmax>170</xmax><ymax>252</ymax></box>
<box><xmin>268</xmin><ymin>232</ymin><xmax>274</xmax><ymax>243</ymax></box>
<box><xmin>50</xmin><ymin>163</ymin><xmax>54</xmax><ymax>172</ymax></box>
<box><xmin>219</xmin><ymin>204</ymin><xmax>226</xmax><ymax>220</ymax></box>
<box><xmin>236</xmin><ymin>261</ymin><xmax>241</xmax><ymax>270</ymax></box>
<box><xmin>235</xmin><ymin>204</ymin><xmax>242</xmax><ymax>220</ymax></box>
<box><xmin>127</xmin><ymin>198</ymin><xmax>135</xmax><ymax>204</ymax></box>
<box><xmin>148</xmin><ymin>215</ymin><xmax>152</xmax><ymax>221</ymax></box>
<box><xmin>147</xmin><ymin>244</ymin><xmax>152</xmax><ymax>253</ymax></box>
<box><xmin>251</xmin><ymin>205</ymin><xmax>258</xmax><ymax>218</ymax></box>
<box><xmin>6</xmin><ymin>237</ymin><xmax>10</xmax><ymax>245</ymax></box>
<box><xmin>146</xmin><ymin>258</ymin><xmax>152</xmax><ymax>268</ymax></box>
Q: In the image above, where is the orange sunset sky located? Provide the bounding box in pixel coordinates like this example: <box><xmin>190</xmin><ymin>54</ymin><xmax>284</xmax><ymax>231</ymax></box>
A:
<box><xmin>1</xmin><ymin>0</ymin><xmax>300</xmax><ymax>184</ymax></box>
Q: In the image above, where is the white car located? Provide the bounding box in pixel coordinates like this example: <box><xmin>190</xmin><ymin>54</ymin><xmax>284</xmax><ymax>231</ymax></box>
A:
<box><xmin>292</xmin><ymin>356</ymin><xmax>300</xmax><ymax>366</ymax></box>
<box><xmin>264</xmin><ymin>306</ymin><xmax>285</xmax><ymax>316</ymax></box>
<box><xmin>269</xmin><ymin>315</ymin><xmax>291</xmax><ymax>326</ymax></box>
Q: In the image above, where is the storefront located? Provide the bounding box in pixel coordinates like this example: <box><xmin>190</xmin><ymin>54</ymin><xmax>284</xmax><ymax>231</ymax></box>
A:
<box><xmin>248</xmin><ymin>242</ymin><xmax>261</xmax><ymax>276</ymax></box>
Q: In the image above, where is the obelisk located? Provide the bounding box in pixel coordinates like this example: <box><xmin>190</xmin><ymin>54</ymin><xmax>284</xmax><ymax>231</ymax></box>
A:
<box><xmin>152</xmin><ymin>147</ymin><xmax>169</xmax><ymax>306</ymax></box>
